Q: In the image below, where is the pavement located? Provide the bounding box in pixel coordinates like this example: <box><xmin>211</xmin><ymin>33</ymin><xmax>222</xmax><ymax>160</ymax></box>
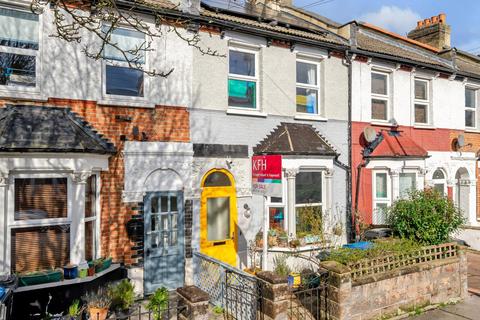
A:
<box><xmin>409</xmin><ymin>251</ymin><xmax>480</xmax><ymax>319</ymax></box>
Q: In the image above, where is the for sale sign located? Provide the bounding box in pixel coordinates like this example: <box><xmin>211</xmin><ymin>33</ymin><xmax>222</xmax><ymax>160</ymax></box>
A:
<box><xmin>252</xmin><ymin>155</ymin><xmax>282</xmax><ymax>196</ymax></box>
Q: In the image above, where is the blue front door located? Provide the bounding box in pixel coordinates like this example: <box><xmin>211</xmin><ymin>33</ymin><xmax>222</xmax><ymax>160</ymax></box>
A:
<box><xmin>144</xmin><ymin>192</ymin><xmax>185</xmax><ymax>294</ymax></box>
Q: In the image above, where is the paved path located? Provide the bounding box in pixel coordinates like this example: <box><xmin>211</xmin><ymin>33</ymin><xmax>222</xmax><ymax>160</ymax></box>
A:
<box><xmin>410</xmin><ymin>251</ymin><xmax>480</xmax><ymax>319</ymax></box>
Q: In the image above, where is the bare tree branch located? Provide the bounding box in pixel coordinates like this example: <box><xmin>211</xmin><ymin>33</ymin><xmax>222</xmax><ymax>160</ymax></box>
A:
<box><xmin>31</xmin><ymin>0</ymin><xmax>225</xmax><ymax>77</ymax></box>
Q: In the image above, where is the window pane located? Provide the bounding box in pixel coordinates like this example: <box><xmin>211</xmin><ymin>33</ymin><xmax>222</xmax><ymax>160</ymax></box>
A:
<box><xmin>160</xmin><ymin>196</ymin><xmax>168</xmax><ymax>212</ymax></box>
<box><xmin>106</xmin><ymin>65</ymin><xmax>144</xmax><ymax>97</ymax></box>
<box><xmin>414</xmin><ymin>104</ymin><xmax>428</xmax><ymax>124</ymax></box>
<box><xmin>85</xmin><ymin>220</ymin><xmax>95</xmax><ymax>261</ymax></box>
<box><xmin>399</xmin><ymin>173</ymin><xmax>416</xmax><ymax>198</ymax></box>
<box><xmin>204</xmin><ymin>171</ymin><xmax>231</xmax><ymax>187</ymax></box>
<box><xmin>466</xmin><ymin>110</ymin><xmax>475</xmax><ymax>127</ymax></box>
<box><xmin>373</xmin><ymin>203</ymin><xmax>388</xmax><ymax>224</ymax></box>
<box><xmin>296</xmin><ymin>61</ymin><xmax>317</xmax><ymax>85</ymax></box>
<box><xmin>372</xmin><ymin>99</ymin><xmax>387</xmax><ymax>120</ymax></box>
<box><xmin>375</xmin><ymin>173</ymin><xmax>387</xmax><ymax>198</ymax></box>
<box><xmin>269</xmin><ymin>207</ymin><xmax>285</xmax><ymax>230</ymax></box>
<box><xmin>229</xmin><ymin>50</ymin><xmax>255</xmax><ymax>76</ymax></box>
<box><xmin>271</xmin><ymin>197</ymin><xmax>282</xmax><ymax>203</ymax></box>
<box><xmin>207</xmin><ymin>197</ymin><xmax>230</xmax><ymax>241</ymax></box>
<box><xmin>0</xmin><ymin>8</ymin><xmax>39</xmax><ymax>49</ymax></box>
<box><xmin>295</xmin><ymin>172</ymin><xmax>322</xmax><ymax>205</ymax></box>
<box><xmin>14</xmin><ymin>178</ymin><xmax>67</xmax><ymax>221</ymax></box>
<box><xmin>371</xmin><ymin>73</ymin><xmax>387</xmax><ymax>95</ymax></box>
<box><xmin>0</xmin><ymin>53</ymin><xmax>35</xmax><ymax>87</ymax></box>
<box><xmin>434</xmin><ymin>183</ymin><xmax>445</xmax><ymax>194</ymax></box>
<box><xmin>171</xmin><ymin>196</ymin><xmax>178</xmax><ymax>212</ymax></box>
<box><xmin>415</xmin><ymin>80</ymin><xmax>427</xmax><ymax>100</ymax></box>
<box><xmin>296</xmin><ymin>87</ymin><xmax>318</xmax><ymax>114</ymax></box>
<box><xmin>466</xmin><ymin>88</ymin><xmax>476</xmax><ymax>109</ymax></box>
<box><xmin>296</xmin><ymin>205</ymin><xmax>322</xmax><ymax>236</ymax></box>
<box><xmin>228</xmin><ymin>78</ymin><xmax>256</xmax><ymax>109</ymax></box>
<box><xmin>104</xmin><ymin>27</ymin><xmax>145</xmax><ymax>62</ymax></box>
<box><xmin>11</xmin><ymin>225</ymin><xmax>70</xmax><ymax>273</ymax></box>
<box><xmin>85</xmin><ymin>175</ymin><xmax>96</xmax><ymax>218</ymax></box>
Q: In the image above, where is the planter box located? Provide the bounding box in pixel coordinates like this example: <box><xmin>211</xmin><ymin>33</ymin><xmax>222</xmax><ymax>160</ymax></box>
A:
<box><xmin>93</xmin><ymin>257</ymin><xmax>113</xmax><ymax>273</ymax></box>
<box><xmin>18</xmin><ymin>269</ymin><xmax>63</xmax><ymax>287</ymax></box>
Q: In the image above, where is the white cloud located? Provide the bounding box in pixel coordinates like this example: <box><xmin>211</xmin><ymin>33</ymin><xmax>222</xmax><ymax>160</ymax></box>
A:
<box><xmin>360</xmin><ymin>6</ymin><xmax>421</xmax><ymax>36</ymax></box>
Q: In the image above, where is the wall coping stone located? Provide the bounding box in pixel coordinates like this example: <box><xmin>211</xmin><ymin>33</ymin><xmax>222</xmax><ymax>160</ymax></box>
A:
<box><xmin>256</xmin><ymin>271</ymin><xmax>288</xmax><ymax>284</ymax></box>
<box><xmin>320</xmin><ymin>261</ymin><xmax>351</xmax><ymax>274</ymax></box>
<box><xmin>176</xmin><ymin>285</ymin><xmax>209</xmax><ymax>303</ymax></box>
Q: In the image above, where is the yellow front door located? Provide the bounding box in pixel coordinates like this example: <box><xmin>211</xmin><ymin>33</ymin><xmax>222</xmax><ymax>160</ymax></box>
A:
<box><xmin>200</xmin><ymin>169</ymin><xmax>237</xmax><ymax>266</ymax></box>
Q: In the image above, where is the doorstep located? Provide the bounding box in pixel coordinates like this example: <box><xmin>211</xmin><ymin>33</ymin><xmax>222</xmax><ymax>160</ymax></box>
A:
<box><xmin>14</xmin><ymin>264</ymin><xmax>121</xmax><ymax>293</ymax></box>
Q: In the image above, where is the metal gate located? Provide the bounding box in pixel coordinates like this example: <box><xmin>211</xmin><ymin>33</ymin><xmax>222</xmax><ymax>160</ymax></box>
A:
<box><xmin>288</xmin><ymin>270</ymin><xmax>330</xmax><ymax>320</ymax></box>
<box><xmin>193</xmin><ymin>252</ymin><xmax>262</xmax><ymax>320</ymax></box>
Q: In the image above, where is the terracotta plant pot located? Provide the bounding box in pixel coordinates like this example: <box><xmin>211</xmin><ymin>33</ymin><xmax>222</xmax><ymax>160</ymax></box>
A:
<box><xmin>87</xmin><ymin>266</ymin><xmax>95</xmax><ymax>277</ymax></box>
<box><xmin>88</xmin><ymin>307</ymin><xmax>108</xmax><ymax>320</ymax></box>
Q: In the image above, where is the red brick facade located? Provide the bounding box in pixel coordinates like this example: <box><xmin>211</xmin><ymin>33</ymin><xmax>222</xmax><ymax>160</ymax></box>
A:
<box><xmin>0</xmin><ymin>98</ymin><xmax>190</xmax><ymax>265</ymax></box>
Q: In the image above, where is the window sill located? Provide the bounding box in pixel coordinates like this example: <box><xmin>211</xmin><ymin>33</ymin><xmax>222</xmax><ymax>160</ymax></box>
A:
<box><xmin>465</xmin><ymin>128</ymin><xmax>480</xmax><ymax>133</ymax></box>
<box><xmin>97</xmin><ymin>98</ymin><xmax>154</xmax><ymax>108</ymax></box>
<box><xmin>226</xmin><ymin>108</ymin><xmax>267</xmax><ymax>118</ymax></box>
<box><xmin>413</xmin><ymin>124</ymin><xmax>436</xmax><ymax>130</ymax></box>
<box><xmin>370</xmin><ymin>121</ymin><xmax>394</xmax><ymax>127</ymax></box>
<box><xmin>294</xmin><ymin>114</ymin><xmax>328</xmax><ymax>122</ymax></box>
<box><xmin>0</xmin><ymin>89</ymin><xmax>47</xmax><ymax>101</ymax></box>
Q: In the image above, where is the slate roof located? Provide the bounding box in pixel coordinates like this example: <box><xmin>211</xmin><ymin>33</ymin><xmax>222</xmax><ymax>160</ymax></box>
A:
<box><xmin>363</xmin><ymin>129</ymin><xmax>428</xmax><ymax>159</ymax></box>
<box><xmin>0</xmin><ymin>105</ymin><xmax>116</xmax><ymax>154</ymax></box>
<box><xmin>356</xmin><ymin>27</ymin><xmax>454</xmax><ymax>69</ymax></box>
<box><xmin>254</xmin><ymin>122</ymin><xmax>337</xmax><ymax>156</ymax></box>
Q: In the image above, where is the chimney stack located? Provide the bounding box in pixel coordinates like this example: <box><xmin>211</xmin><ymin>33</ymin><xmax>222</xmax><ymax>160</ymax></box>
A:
<box><xmin>407</xmin><ymin>13</ymin><xmax>451</xmax><ymax>50</ymax></box>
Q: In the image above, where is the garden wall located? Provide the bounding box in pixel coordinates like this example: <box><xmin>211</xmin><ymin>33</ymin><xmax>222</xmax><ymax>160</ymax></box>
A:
<box><xmin>320</xmin><ymin>245</ymin><xmax>468</xmax><ymax>320</ymax></box>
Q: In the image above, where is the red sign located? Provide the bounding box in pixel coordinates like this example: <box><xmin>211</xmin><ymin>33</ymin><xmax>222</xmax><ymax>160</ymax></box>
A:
<box><xmin>252</xmin><ymin>155</ymin><xmax>282</xmax><ymax>196</ymax></box>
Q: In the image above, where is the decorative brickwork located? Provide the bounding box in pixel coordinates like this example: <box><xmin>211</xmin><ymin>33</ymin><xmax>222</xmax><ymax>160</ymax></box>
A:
<box><xmin>0</xmin><ymin>99</ymin><xmax>190</xmax><ymax>266</ymax></box>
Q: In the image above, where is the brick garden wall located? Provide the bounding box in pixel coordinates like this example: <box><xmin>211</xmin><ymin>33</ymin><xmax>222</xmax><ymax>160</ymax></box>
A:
<box><xmin>320</xmin><ymin>249</ymin><xmax>468</xmax><ymax>320</ymax></box>
<box><xmin>0</xmin><ymin>99</ymin><xmax>190</xmax><ymax>265</ymax></box>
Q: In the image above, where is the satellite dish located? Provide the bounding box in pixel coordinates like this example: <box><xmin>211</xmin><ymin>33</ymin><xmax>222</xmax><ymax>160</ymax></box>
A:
<box><xmin>363</xmin><ymin>126</ymin><xmax>377</xmax><ymax>143</ymax></box>
<box><xmin>389</xmin><ymin>118</ymin><xmax>399</xmax><ymax>127</ymax></box>
<box><xmin>457</xmin><ymin>134</ymin><xmax>465</xmax><ymax>148</ymax></box>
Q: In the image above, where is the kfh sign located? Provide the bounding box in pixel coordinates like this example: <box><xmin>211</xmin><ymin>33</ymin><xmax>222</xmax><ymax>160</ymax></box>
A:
<box><xmin>252</xmin><ymin>155</ymin><xmax>282</xmax><ymax>197</ymax></box>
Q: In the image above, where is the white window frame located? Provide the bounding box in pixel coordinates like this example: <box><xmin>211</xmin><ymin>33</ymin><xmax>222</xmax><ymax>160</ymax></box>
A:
<box><xmin>266</xmin><ymin>196</ymin><xmax>286</xmax><ymax>232</ymax></box>
<box><xmin>0</xmin><ymin>5</ymin><xmax>42</xmax><ymax>96</ymax></box>
<box><xmin>84</xmin><ymin>173</ymin><xmax>101</xmax><ymax>261</ymax></box>
<box><xmin>227</xmin><ymin>45</ymin><xmax>259</xmax><ymax>110</ymax></box>
<box><xmin>101</xmin><ymin>26</ymin><xmax>149</xmax><ymax>103</ymax></box>
<box><xmin>413</xmin><ymin>78</ymin><xmax>430</xmax><ymax>125</ymax></box>
<box><xmin>398</xmin><ymin>171</ymin><xmax>418</xmax><ymax>199</ymax></box>
<box><xmin>370</xmin><ymin>71</ymin><xmax>390</xmax><ymax>122</ymax></box>
<box><xmin>294</xmin><ymin>170</ymin><xmax>325</xmax><ymax>238</ymax></box>
<box><xmin>432</xmin><ymin>168</ymin><xmax>447</xmax><ymax>196</ymax></box>
<box><xmin>6</xmin><ymin>171</ymin><xmax>101</xmax><ymax>272</ymax></box>
<box><xmin>295</xmin><ymin>57</ymin><xmax>321</xmax><ymax>115</ymax></box>
<box><xmin>465</xmin><ymin>87</ymin><xmax>477</xmax><ymax>129</ymax></box>
<box><xmin>372</xmin><ymin>170</ymin><xmax>391</xmax><ymax>224</ymax></box>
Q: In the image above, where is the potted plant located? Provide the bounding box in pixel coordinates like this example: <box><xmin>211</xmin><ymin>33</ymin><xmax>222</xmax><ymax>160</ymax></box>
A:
<box><xmin>109</xmin><ymin>279</ymin><xmax>136</xmax><ymax>319</ymax></box>
<box><xmin>145</xmin><ymin>287</ymin><xmax>169</xmax><ymax>320</ymax></box>
<box><xmin>277</xmin><ymin>229</ymin><xmax>288</xmax><ymax>247</ymax></box>
<box><xmin>64</xmin><ymin>299</ymin><xmax>83</xmax><ymax>320</ymax></box>
<box><xmin>63</xmin><ymin>263</ymin><xmax>78</xmax><ymax>280</ymax></box>
<box><xmin>87</xmin><ymin>261</ymin><xmax>96</xmax><ymax>276</ymax></box>
<box><xmin>267</xmin><ymin>229</ymin><xmax>278</xmax><ymax>247</ymax></box>
<box><xmin>289</xmin><ymin>239</ymin><xmax>301</xmax><ymax>249</ymax></box>
<box><xmin>93</xmin><ymin>257</ymin><xmax>113</xmax><ymax>273</ymax></box>
<box><xmin>255</xmin><ymin>231</ymin><xmax>263</xmax><ymax>248</ymax></box>
<box><xmin>18</xmin><ymin>268</ymin><xmax>64</xmax><ymax>287</ymax></box>
<box><xmin>83</xmin><ymin>288</ymin><xmax>111</xmax><ymax>320</ymax></box>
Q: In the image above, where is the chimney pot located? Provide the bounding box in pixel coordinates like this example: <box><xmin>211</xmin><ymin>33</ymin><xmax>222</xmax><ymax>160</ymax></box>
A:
<box><xmin>439</xmin><ymin>13</ymin><xmax>446</xmax><ymax>24</ymax></box>
<box><xmin>424</xmin><ymin>18</ymin><xmax>431</xmax><ymax>26</ymax></box>
<box><xmin>431</xmin><ymin>16</ymin><xmax>439</xmax><ymax>24</ymax></box>
<box><xmin>417</xmin><ymin>20</ymin><xmax>424</xmax><ymax>28</ymax></box>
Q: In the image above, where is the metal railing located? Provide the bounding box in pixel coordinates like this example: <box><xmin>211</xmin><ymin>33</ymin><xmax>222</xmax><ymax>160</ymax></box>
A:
<box><xmin>88</xmin><ymin>302</ymin><xmax>188</xmax><ymax>320</ymax></box>
<box><xmin>288</xmin><ymin>271</ymin><xmax>329</xmax><ymax>320</ymax></box>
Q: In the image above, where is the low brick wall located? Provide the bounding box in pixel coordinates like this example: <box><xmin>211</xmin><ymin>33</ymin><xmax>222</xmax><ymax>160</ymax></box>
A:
<box><xmin>320</xmin><ymin>247</ymin><xmax>468</xmax><ymax>320</ymax></box>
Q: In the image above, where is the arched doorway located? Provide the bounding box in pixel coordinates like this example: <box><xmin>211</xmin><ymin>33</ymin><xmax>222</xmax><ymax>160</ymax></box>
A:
<box><xmin>455</xmin><ymin>168</ymin><xmax>470</xmax><ymax>219</ymax></box>
<box><xmin>200</xmin><ymin>169</ymin><xmax>237</xmax><ymax>266</ymax></box>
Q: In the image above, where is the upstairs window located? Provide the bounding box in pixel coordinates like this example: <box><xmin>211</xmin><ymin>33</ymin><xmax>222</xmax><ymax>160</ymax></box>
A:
<box><xmin>103</xmin><ymin>27</ymin><xmax>145</xmax><ymax>97</ymax></box>
<box><xmin>465</xmin><ymin>88</ymin><xmax>476</xmax><ymax>128</ymax></box>
<box><xmin>371</xmin><ymin>71</ymin><xmax>389</xmax><ymax>121</ymax></box>
<box><xmin>0</xmin><ymin>8</ymin><xmax>39</xmax><ymax>88</ymax></box>
<box><xmin>228</xmin><ymin>48</ymin><xmax>258</xmax><ymax>109</ymax></box>
<box><xmin>296</xmin><ymin>60</ymin><xmax>320</xmax><ymax>114</ymax></box>
<box><xmin>414</xmin><ymin>79</ymin><xmax>429</xmax><ymax>124</ymax></box>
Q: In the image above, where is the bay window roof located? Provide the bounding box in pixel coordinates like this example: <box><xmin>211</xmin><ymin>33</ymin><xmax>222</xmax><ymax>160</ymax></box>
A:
<box><xmin>363</xmin><ymin>129</ymin><xmax>428</xmax><ymax>159</ymax></box>
<box><xmin>0</xmin><ymin>105</ymin><xmax>116</xmax><ymax>154</ymax></box>
<box><xmin>254</xmin><ymin>122</ymin><xmax>337</xmax><ymax>156</ymax></box>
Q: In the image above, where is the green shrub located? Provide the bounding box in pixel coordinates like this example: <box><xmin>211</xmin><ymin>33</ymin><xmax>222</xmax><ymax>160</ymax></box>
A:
<box><xmin>387</xmin><ymin>189</ymin><xmax>465</xmax><ymax>245</ymax></box>
<box><xmin>273</xmin><ymin>254</ymin><xmax>291</xmax><ymax>276</ymax></box>
<box><xmin>109</xmin><ymin>279</ymin><xmax>135</xmax><ymax>311</ymax></box>
<box><xmin>327</xmin><ymin>238</ymin><xmax>421</xmax><ymax>265</ymax></box>
<box><xmin>146</xmin><ymin>287</ymin><xmax>169</xmax><ymax>320</ymax></box>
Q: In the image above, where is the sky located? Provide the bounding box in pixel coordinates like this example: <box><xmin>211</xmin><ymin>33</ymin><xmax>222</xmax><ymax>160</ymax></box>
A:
<box><xmin>292</xmin><ymin>0</ymin><xmax>480</xmax><ymax>53</ymax></box>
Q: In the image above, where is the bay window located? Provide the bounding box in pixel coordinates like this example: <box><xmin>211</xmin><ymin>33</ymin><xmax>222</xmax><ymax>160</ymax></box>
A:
<box><xmin>371</xmin><ymin>71</ymin><xmax>389</xmax><ymax>121</ymax></box>
<box><xmin>414</xmin><ymin>79</ymin><xmax>429</xmax><ymax>124</ymax></box>
<box><xmin>373</xmin><ymin>171</ymin><xmax>390</xmax><ymax>224</ymax></box>
<box><xmin>465</xmin><ymin>87</ymin><xmax>476</xmax><ymax>128</ymax></box>
<box><xmin>228</xmin><ymin>48</ymin><xmax>258</xmax><ymax>109</ymax></box>
<box><xmin>0</xmin><ymin>8</ymin><xmax>39</xmax><ymax>89</ymax></box>
<box><xmin>296</xmin><ymin>59</ymin><xmax>320</xmax><ymax>114</ymax></box>
<box><xmin>103</xmin><ymin>27</ymin><xmax>145</xmax><ymax>97</ymax></box>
